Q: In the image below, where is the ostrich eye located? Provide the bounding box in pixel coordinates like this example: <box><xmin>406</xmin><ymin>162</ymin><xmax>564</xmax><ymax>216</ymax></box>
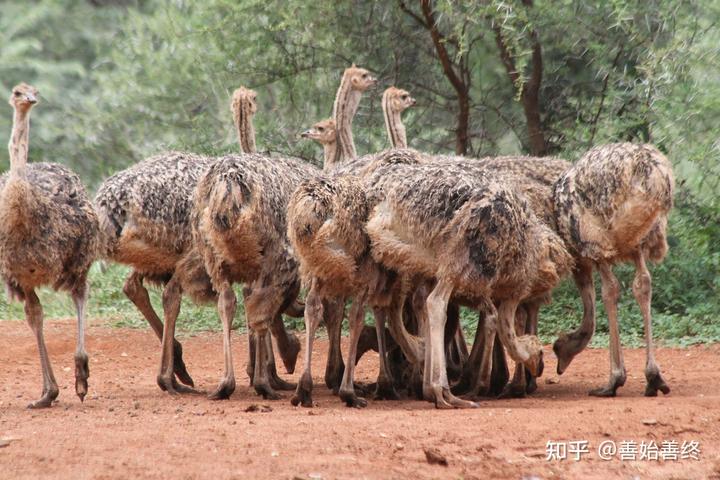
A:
<box><xmin>318</xmin><ymin>127</ymin><xmax>325</xmax><ymax>132</ymax></box>
<box><xmin>13</xmin><ymin>91</ymin><xmax>21</xmax><ymax>97</ymax></box>
<box><xmin>401</xmin><ymin>95</ymin><xmax>408</xmax><ymax>99</ymax></box>
<box><xmin>362</xmin><ymin>73</ymin><xmax>367</xmax><ymax>78</ymax></box>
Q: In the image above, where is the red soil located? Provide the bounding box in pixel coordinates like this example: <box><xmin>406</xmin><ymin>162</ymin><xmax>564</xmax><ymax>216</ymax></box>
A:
<box><xmin>0</xmin><ymin>319</ymin><xmax>718</xmax><ymax>479</ymax></box>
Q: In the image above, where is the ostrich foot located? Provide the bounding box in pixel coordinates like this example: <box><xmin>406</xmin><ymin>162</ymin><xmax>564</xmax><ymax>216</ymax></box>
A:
<box><xmin>27</xmin><ymin>386</ymin><xmax>59</xmax><ymax>409</ymax></box>
<box><xmin>339</xmin><ymin>388</ymin><xmax>368</xmax><ymax>408</ymax></box>
<box><xmin>278</xmin><ymin>332</ymin><xmax>301</xmax><ymax>374</ymax></box>
<box><xmin>254</xmin><ymin>381</ymin><xmax>281</xmax><ymax>400</ymax></box>
<box><xmin>373</xmin><ymin>380</ymin><xmax>400</xmax><ymax>401</ymax></box>
<box><xmin>325</xmin><ymin>361</ymin><xmax>344</xmax><ymax>394</ymax></box>
<box><xmin>431</xmin><ymin>386</ymin><xmax>479</xmax><ymax>409</ymax></box>
<box><xmin>589</xmin><ymin>371</ymin><xmax>626</xmax><ymax>397</ymax></box>
<box><xmin>158</xmin><ymin>375</ymin><xmax>201</xmax><ymax>395</ymax></box>
<box><xmin>525</xmin><ymin>370</ymin><xmax>538</xmax><ymax>395</ymax></box>
<box><xmin>268</xmin><ymin>363</ymin><xmax>296</xmax><ymax>391</ymax></box>
<box><xmin>208</xmin><ymin>377</ymin><xmax>236</xmax><ymax>400</ymax></box>
<box><xmin>645</xmin><ymin>371</ymin><xmax>670</xmax><ymax>397</ymax></box>
<box><xmin>74</xmin><ymin>352</ymin><xmax>90</xmax><ymax>402</ymax></box>
<box><xmin>173</xmin><ymin>340</ymin><xmax>194</xmax><ymax>387</ymax></box>
<box><xmin>498</xmin><ymin>382</ymin><xmax>527</xmax><ymax>399</ymax></box>
<box><xmin>290</xmin><ymin>372</ymin><xmax>314</xmax><ymax>407</ymax></box>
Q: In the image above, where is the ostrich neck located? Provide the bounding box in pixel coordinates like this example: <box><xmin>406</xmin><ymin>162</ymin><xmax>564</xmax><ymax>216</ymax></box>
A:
<box><xmin>383</xmin><ymin>100</ymin><xmax>407</xmax><ymax>149</ymax></box>
<box><xmin>8</xmin><ymin>109</ymin><xmax>30</xmax><ymax>176</ymax></box>
<box><xmin>322</xmin><ymin>141</ymin><xmax>340</xmax><ymax>171</ymax></box>
<box><xmin>234</xmin><ymin>104</ymin><xmax>256</xmax><ymax>154</ymax></box>
<box><xmin>332</xmin><ymin>78</ymin><xmax>361</xmax><ymax>161</ymax></box>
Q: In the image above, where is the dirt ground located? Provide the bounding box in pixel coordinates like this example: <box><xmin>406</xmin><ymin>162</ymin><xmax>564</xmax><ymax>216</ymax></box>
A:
<box><xmin>1</xmin><ymin>319</ymin><xmax>719</xmax><ymax>480</ymax></box>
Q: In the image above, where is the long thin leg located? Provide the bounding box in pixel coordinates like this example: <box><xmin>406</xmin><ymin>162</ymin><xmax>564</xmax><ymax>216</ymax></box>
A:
<box><xmin>291</xmin><ymin>280</ymin><xmax>324</xmax><ymax>407</ymax></box>
<box><xmin>589</xmin><ymin>262</ymin><xmax>626</xmax><ymax>397</ymax></box>
<box><xmin>553</xmin><ymin>260</ymin><xmax>596</xmax><ymax>375</ymax></box>
<box><xmin>466</xmin><ymin>305</ymin><xmax>500</xmax><ymax>399</ymax></box>
<box><xmin>372</xmin><ymin>306</ymin><xmax>400</xmax><ymax>400</ymax></box>
<box><xmin>500</xmin><ymin>305</ymin><xmax>529</xmax><ymax>398</ymax></box>
<box><xmin>445</xmin><ymin>303</ymin><xmax>463</xmax><ymax>381</ymax></box>
<box><xmin>123</xmin><ymin>271</ymin><xmax>194</xmax><ymax>386</ymax></box>
<box><xmin>157</xmin><ymin>277</ymin><xmax>197</xmax><ymax>395</ymax></box>
<box><xmin>495</xmin><ymin>299</ymin><xmax>543</xmax><ymax>377</ymax></box>
<box><xmin>633</xmin><ymin>250</ymin><xmax>670</xmax><ymax>397</ymax></box>
<box><xmin>270</xmin><ymin>314</ymin><xmax>301</xmax><ymax>375</ymax></box>
<box><xmin>339</xmin><ymin>295</ymin><xmax>369</xmax><ymax>407</ymax></box>
<box><xmin>208</xmin><ymin>283</ymin><xmax>237</xmax><ymax>400</ymax></box>
<box><xmin>452</xmin><ymin>310</ymin><xmax>484</xmax><ymax>396</ymax></box>
<box><xmin>72</xmin><ymin>284</ymin><xmax>90</xmax><ymax>402</ymax></box>
<box><xmin>265</xmin><ymin>328</ymin><xmax>296</xmax><ymax>391</ymax></box>
<box><xmin>423</xmin><ymin>280</ymin><xmax>477</xmax><ymax>409</ymax></box>
<box><xmin>324</xmin><ymin>296</ymin><xmax>346</xmax><ymax>393</ymax></box>
<box><xmin>252</xmin><ymin>327</ymin><xmax>280</xmax><ymax>400</ymax></box>
<box><xmin>25</xmin><ymin>290</ymin><xmax>58</xmax><ymax>409</ymax></box>
<box><xmin>524</xmin><ymin>301</ymin><xmax>541</xmax><ymax>394</ymax></box>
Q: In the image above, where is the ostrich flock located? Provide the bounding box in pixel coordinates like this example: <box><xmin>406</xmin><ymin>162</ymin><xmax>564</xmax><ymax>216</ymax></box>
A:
<box><xmin>0</xmin><ymin>64</ymin><xmax>674</xmax><ymax>410</ymax></box>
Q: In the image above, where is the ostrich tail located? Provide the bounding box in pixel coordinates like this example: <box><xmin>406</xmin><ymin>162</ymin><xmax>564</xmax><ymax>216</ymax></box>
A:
<box><xmin>205</xmin><ymin>172</ymin><xmax>251</xmax><ymax>233</ymax></box>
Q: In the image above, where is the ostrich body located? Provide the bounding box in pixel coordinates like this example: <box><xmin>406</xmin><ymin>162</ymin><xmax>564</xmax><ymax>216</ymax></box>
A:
<box><xmin>191</xmin><ymin>153</ymin><xmax>319</xmax><ymax>400</ymax></box>
<box><xmin>0</xmin><ymin>83</ymin><xmax>99</xmax><ymax>408</ymax></box>
<box><xmin>554</xmin><ymin>142</ymin><xmax>674</xmax><ymax>397</ymax></box>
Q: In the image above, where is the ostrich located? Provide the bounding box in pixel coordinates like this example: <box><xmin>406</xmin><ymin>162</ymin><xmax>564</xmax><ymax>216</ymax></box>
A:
<box><xmin>288</xmin><ymin>85</ymin><xmax>419</xmax><ymax>408</ymax></box>
<box><xmin>363</xmin><ymin>152</ymin><xmax>566</xmax><ymax>408</ymax></box>
<box><xmin>0</xmin><ymin>83</ymin><xmax>99</xmax><ymax>408</ymax></box>
<box><xmin>553</xmin><ymin>143</ymin><xmax>674</xmax><ymax>397</ymax></box>
<box><xmin>94</xmin><ymin>87</ymin><xmax>299</xmax><ymax>396</ymax></box>
<box><xmin>191</xmin><ymin>66</ymin><xmax>377</xmax><ymax>400</ymax></box>
<box><xmin>230</xmin><ymin>85</ymin><xmax>302</xmax><ymax>389</ymax></box>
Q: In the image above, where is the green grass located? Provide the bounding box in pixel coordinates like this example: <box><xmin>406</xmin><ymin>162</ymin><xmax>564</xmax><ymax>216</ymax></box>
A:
<box><xmin>1</xmin><ymin>200</ymin><xmax>718</xmax><ymax>348</ymax></box>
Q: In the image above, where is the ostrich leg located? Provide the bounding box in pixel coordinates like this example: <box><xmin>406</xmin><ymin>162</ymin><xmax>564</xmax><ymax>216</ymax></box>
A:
<box><xmin>25</xmin><ymin>290</ymin><xmax>59</xmax><ymax>409</ymax></box>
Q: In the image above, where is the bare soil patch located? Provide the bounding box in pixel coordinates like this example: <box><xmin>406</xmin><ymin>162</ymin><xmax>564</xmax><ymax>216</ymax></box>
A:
<box><xmin>1</xmin><ymin>319</ymin><xmax>718</xmax><ymax>479</ymax></box>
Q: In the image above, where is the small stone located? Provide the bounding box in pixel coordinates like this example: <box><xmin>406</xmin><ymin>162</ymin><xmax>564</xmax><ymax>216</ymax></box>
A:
<box><xmin>271</xmin><ymin>451</ymin><xmax>279</xmax><ymax>457</ymax></box>
<box><xmin>244</xmin><ymin>404</ymin><xmax>272</xmax><ymax>413</ymax></box>
<box><xmin>308</xmin><ymin>474</ymin><xmax>323</xmax><ymax>480</ymax></box>
<box><xmin>545</xmin><ymin>377</ymin><xmax>560</xmax><ymax>384</ymax></box>
<box><xmin>424</xmin><ymin>448</ymin><xmax>448</xmax><ymax>466</ymax></box>
<box><xmin>133</xmin><ymin>401</ymin><xmax>140</xmax><ymax>410</ymax></box>
<box><xmin>63</xmin><ymin>367</ymin><xmax>71</xmax><ymax>372</ymax></box>
<box><xmin>120</xmin><ymin>352</ymin><xmax>128</xmax><ymax>357</ymax></box>
<box><xmin>642</xmin><ymin>418</ymin><xmax>658</xmax><ymax>426</ymax></box>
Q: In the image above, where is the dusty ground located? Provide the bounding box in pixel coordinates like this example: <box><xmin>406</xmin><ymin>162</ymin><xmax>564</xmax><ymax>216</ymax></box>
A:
<box><xmin>0</xmin><ymin>319</ymin><xmax>719</xmax><ymax>480</ymax></box>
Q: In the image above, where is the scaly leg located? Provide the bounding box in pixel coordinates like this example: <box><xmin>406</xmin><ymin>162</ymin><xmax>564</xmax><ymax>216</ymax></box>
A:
<box><xmin>589</xmin><ymin>262</ymin><xmax>626</xmax><ymax>397</ymax></box>
<box><xmin>324</xmin><ymin>296</ymin><xmax>346</xmax><ymax>393</ymax></box>
<box><xmin>208</xmin><ymin>284</ymin><xmax>237</xmax><ymax>400</ymax></box>
<box><xmin>633</xmin><ymin>250</ymin><xmax>670</xmax><ymax>397</ymax></box>
<box><xmin>71</xmin><ymin>284</ymin><xmax>90</xmax><ymax>402</ymax></box>
<box><xmin>270</xmin><ymin>312</ymin><xmax>301</xmax><ymax>375</ymax></box>
<box><xmin>339</xmin><ymin>295</ymin><xmax>369</xmax><ymax>407</ymax></box>
<box><xmin>553</xmin><ymin>260</ymin><xmax>596</xmax><ymax>375</ymax></box>
<box><xmin>291</xmin><ymin>280</ymin><xmax>324</xmax><ymax>407</ymax></box>
<box><xmin>25</xmin><ymin>290</ymin><xmax>59</xmax><ymax>409</ymax></box>
<box><xmin>372</xmin><ymin>305</ymin><xmax>400</xmax><ymax>400</ymax></box>
<box><xmin>495</xmin><ymin>299</ymin><xmax>543</xmax><ymax>377</ymax></box>
<box><xmin>123</xmin><ymin>271</ymin><xmax>194</xmax><ymax>387</ymax></box>
<box><xmin>500</xmin><ymin>305</ymin><xmax>529</xmax><ymax>399</ymax></box>
<box><xmin>423</xmin><ymin>280</ymin><xmax>477</xmax><ymax>409</ymax></box>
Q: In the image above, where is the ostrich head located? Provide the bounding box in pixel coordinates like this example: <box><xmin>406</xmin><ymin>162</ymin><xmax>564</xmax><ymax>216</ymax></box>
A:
<box><xmin>300</xmin><ymin>118</ymin><xmax>336</xmax><ymax>146</ymax></box>
<box><xmin>345</xmin><ymin>64</ymin><xmax>377</xmax><ymax>92</ymax></box>
<box><xmin>383</xmin><ymin>87</ymin><xmax>416</xmax><ymax>114</ymax></box>
<box><xmin>9</xmin><ymin>83</ymin><xmax>38</xmax><ymax>113</ymax></box>
<box><xmin>231</xmin><ymin>86</ymin><xmax>257</xmax><ymax>117</ymax></box>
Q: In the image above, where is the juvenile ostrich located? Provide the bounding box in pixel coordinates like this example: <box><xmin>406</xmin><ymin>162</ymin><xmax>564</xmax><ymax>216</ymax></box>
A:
<box><xmin>191</xmin><ymin>66</ymin><xmax>377</xmax><ymax>400</ymax></box>
<box><xmin>554</xmin><ymin>143</ymin><xmax>674</xmax><ymax>397</ymax></box>
<box><xmin>230</xmin><ymin>85</ymin><xmax>302</xmax><ymax>388</ymax></box>
<box><xmin>289</xmin><ymin>85</ymin><xmax>419</xmax><ymax>408</ymax></box>
<box><xmin>95</xmin><ymin>88</ymin><xmax>299</xmax><ymax>396</ymax></box>
<box><xmin>364</xmin><ymin>153</ymin><xmax>564</xmax><ymax>408</ymax></box>
<box><xmin>0</xmin><ymin>83</ymin><xmax>99</xmax><ymax>408</ymax></box>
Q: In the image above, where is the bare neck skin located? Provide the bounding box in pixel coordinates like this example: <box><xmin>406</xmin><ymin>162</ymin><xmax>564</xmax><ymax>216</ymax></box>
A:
<box><xmin>383</xmin><ymin>96</ymin><xmax>407</xmax><ymax>148</ymax></box>
<box><xmin>8</xmin><ymin>108</ymin><xmax>30</xmax><ymax>177</ymax></box>
<box><xmin>332</xmin><ymin>75</ymin><xmax>361</xmax><ymax>161</ymax></box>
<box><xmin>322</xmin><ymin>140</ymin><xmax>340</xmax><ymax>171</ymax></box>
<box><xmin>234</xmin><ymin>101</ymin><xmax>256</xmax><ymax>154</ymax></box>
